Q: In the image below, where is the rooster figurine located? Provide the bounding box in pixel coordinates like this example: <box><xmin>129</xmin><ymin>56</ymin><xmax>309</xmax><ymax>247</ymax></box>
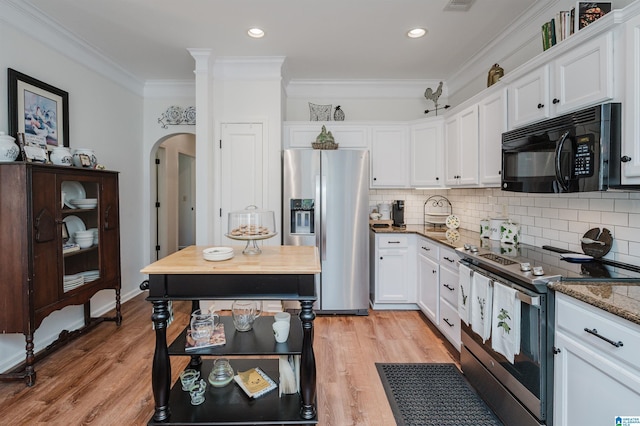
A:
<box><xmin>424</xmin><ymin>81</ymin><xmax>450</xmax><ymax>116</ymax></box>
<box><xmin>424</xmin><ymin>81</ymin><xmax>443</xmax><ymax>105</ymax></box>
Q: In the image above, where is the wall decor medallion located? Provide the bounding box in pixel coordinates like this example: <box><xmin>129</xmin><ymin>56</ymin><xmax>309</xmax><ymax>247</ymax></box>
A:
<box><xmin>8</xmin><ymin>68</ymin><xmax>70</xmax><ymax>149</ymax></box>
<box><xmin>308</xmin><ymin>103</ymin><xmax>332</xmax><ymax>121</ymax></box>
<box><xmin>158</xmin><ymin>105</ymin><xmax>196</xmax><ymax>129</ymax></box>
<box><xmin>333</xmin><ymin>105</ymin><xmax>345</xmax><ymax>121</ymax></box>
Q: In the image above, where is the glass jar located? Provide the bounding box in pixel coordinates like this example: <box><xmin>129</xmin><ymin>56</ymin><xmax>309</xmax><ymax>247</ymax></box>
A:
<box><xmin>208</xmin><ymin>358</ymin><xmax>234</xmax><ymax>387</ymax></box>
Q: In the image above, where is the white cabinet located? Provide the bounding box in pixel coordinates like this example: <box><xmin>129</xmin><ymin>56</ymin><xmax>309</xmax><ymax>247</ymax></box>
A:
<box><xmin>417</xmin><ymin>237</ymin><xmax>439</xmax><ymax>323</ymax></box>
<box><xmin>553</xmin><ymin>293</ymin><xmax>640</xmax><ymax>426</ymax></box>
<box><xmin>445</xmin><ymin>104</ymin><xmax>479</xmax><ymax>186</ymax></box>
<box><xmin>438</xmin><ymin>247</ymin><xmax>460</xmax><ymax>349</ymax></box>
<box><xmin>415</xmin><ymin>237</ymin><xmax>461</xmax><ymax>350</ymax></box>
<box><xmin>507</xmin><ymin>65</ymin><xmax>550</xmax><ymax>128</ymax></box>
<box><xmin>553</xmin><ymin>32</ymin><xmax>613</xmax><ymax>115</ymax></box>
<box><xmin>410</xmin><ymin>120</ymin><xmax>444</xmax><ymax>187</ymax></box>
<box><xmin>478</xmin><ymin>89</ymin><xmax>507</xmax><ymax>186</ymax></box>
<box><xmin>622</xmin><ymin>14</ymin><xmax>640</xmax><ymax>184</ymax></box>
<box><xmin>508</xmin><ymin>33</ymin><xmax>614</xmax><ymax>129</ymax></box>
<box><xmin>371</xmin><ymin>233</ymin><xmax>416</xmax><ymax>309</ymax></box>
<box><xmin>283</xmin><ymin>123</ymin><xmax>368</xmax><ymax>149</ymax></box>
<box><xmin>370</xmin><ymin>126</ymin><xmax>410</xmax><ymax>188</ymax></box>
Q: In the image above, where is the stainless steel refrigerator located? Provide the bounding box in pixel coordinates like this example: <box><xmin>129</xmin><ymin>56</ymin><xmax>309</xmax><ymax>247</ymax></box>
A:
<box><xmin>282</xmin><ymin>149</ymin><xmax>369</xmax><ymax>315</ymax></box>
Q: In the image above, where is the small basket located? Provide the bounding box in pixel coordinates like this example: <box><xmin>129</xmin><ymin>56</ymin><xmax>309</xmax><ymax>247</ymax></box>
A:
<box><xmin>311</xmin><ymin>141</ymin><xmax>339</xmax><ymax>150</ymax></box>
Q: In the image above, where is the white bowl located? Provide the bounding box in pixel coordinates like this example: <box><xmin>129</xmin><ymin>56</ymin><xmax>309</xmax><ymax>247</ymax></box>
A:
<box><xmin>75</xmin><ymin>237</ymin><xmax>93</xmax><ymax>249</ymax></box>
<box><xmin>75</xmin><ymin>230</ymin><xmax>94</xmax><ymax>238</ymax></box>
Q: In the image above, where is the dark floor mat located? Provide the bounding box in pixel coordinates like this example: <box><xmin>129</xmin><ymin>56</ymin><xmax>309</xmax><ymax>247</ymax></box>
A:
<box><xmin>376</xmin><ymin>363</ymin><xmax>503</xmax><ymax>426</ymax></box>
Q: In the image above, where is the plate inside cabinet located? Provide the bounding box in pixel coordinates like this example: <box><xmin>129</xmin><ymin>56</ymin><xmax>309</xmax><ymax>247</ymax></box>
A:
<box><xmin>61</xmin><ymin>181</ymin><xmax>86</xmax><ymax>208</ymax></box>
<box><xmin>581</xmin><ymin>228</ymin><xmax>612</xmax><ymax>258</ymax></box>
<box><xmin>63</xmin><ymin>215</ymin><xmax>86</xmax><ymax>244</ymax></box>
<box><xmin>445</xmin><ymin>214</ymin><xmax>460</xmax><ymax>229</ymax></box>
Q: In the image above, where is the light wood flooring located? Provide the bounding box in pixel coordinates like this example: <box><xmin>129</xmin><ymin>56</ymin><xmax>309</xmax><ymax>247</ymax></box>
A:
<box><xmin>0</xmin><ymin>293</ymin><xmax>459</xmax><ymax>426</ymax></box>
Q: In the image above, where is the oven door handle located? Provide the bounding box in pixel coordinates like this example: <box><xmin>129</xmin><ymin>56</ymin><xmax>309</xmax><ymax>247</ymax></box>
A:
<box><xmin>554</xmin><ymin>130</ymin><xmax>571</xmax><ymax>192</ymax></box>
<box><xmin>516</xmin><ymin>291</ymin><xmax>540</xmax><ymax>307</ymax></box>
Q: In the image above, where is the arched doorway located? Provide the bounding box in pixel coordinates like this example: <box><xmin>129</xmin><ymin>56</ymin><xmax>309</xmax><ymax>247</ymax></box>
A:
<box><xmin>151</xmin><ymin>132</ymin><xmax>196</xmax><ymax>260</ymax></box>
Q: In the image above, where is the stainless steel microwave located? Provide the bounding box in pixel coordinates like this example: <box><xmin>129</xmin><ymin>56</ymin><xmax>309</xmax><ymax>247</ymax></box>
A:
<box><xmin>501</xmin><ymin>103</ymin><xmax>621</xmax><ymax>193</ymax></box>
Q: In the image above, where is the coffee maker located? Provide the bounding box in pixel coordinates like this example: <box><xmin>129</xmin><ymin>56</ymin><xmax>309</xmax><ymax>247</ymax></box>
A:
<box><xmin>392</xmin><ymin>200</ymin><xmax>405</xmax><ymax>228</ymax></box>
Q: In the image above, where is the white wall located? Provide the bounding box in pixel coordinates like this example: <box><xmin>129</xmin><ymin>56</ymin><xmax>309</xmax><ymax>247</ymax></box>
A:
<box><xmin>0</xmin><ymin>23</ymin><xmax>145</xmax><ymax>371</ymax></box>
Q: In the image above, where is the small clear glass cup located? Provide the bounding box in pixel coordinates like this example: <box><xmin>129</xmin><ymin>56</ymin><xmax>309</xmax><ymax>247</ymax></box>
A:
<box><xmin>179</xmin><ymin>369</ymin><xmax>200</xmax><ymax>391</ymax></box>
<box><xmin>189</xmin><ymin>379</ymin><xmax>207</xmax><ymax>405</ymax></box>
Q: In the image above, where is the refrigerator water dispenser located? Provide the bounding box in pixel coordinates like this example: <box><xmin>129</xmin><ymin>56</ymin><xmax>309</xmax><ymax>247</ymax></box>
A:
<box><xmin>290</xmin><ymin>199</ymin><xmax>314</xmax><ymax>234</ymax></box>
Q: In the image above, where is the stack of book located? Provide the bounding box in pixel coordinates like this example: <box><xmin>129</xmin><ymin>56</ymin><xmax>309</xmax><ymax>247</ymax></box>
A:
<box><xmin>542</xmin><ymin>2</ymin><xmax>611</xmax><ymax>51</ymax></box>
<box><xmin>234</xmin><ymin>367</ymin><xmax>277</xmax><ymax>399</ymax></box>
<box><xmin>63</xmin><ymin>242</ymin><xmax>80</xmax><ymax>254</ymax></box>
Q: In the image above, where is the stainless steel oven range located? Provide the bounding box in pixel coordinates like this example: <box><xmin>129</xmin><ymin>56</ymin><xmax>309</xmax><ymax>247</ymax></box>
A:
<box><xmin>455</xmin><ymin>243</ymin><xmax>640</xmax><ymax>426</ymax></box>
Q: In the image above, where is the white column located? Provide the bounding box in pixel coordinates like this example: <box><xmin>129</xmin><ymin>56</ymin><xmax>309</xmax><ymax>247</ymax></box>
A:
<box><xmin>188</xmin><ymin>48</ymin><xmax>215</xmax><ymax>245</ymax></box>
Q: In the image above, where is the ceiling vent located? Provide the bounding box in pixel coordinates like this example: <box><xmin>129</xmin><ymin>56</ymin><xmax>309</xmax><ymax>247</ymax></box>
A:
<box><xmin>443</xmin><ymin>0</ymin><xmax>476</xmax><ymax>12</ymax></box>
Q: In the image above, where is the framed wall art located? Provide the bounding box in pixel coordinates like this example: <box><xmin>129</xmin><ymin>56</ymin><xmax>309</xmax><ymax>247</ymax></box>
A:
<box><xmin>8</xmin><ymin>68</ymin><xmax>69</xmax><ymax>149</ymax></box>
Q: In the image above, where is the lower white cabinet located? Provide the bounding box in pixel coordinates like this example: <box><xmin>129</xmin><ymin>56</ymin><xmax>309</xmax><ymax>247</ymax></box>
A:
<box><xmin>370</xmin><ymin>233</ymin><xmax>416</xmax><ymax>309</ymax></box>
<box><xmin>417</xmin><ymin>237</ymin><xmax>439</xmax><ymax>323</ymax></box>
<box><xmin>553</xmin><ymin>292</ymin><xmax>640</xmax><ymax>426</ymax></box>
<box><xmin>438</xmin><ymin>247</ymin><xmax>460</xmax><ymax>349</ymax></box>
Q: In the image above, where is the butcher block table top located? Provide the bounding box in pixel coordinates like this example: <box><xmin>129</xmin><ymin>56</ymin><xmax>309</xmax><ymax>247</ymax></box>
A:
<box><xmin>141</xmin><ymin>245</ymin><xmax>321</xmax><ymax>275</ymax></box>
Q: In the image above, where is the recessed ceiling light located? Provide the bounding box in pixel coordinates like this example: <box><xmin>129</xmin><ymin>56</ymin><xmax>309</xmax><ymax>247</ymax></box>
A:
<box><xmin>407</xmin><ymin>28</ymin><xmax>427</xmax><ymax>38</ymax></box>
<box><xmin>247</xmin><ymin>28</ymin><xmax>265</xmax><ymax>38</ymax></box>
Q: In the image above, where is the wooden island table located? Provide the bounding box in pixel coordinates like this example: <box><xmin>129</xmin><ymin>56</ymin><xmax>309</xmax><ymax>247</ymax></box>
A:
<box><xmin>140</xmin><ymin>245</ymin><xmax>320</xmax><ymax>425</ymax></box>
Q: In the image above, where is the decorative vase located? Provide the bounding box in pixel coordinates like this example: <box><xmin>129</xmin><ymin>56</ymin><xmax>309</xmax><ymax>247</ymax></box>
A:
<box><xmin>0</xmin><ymin>132</ymin><xmax>20</xmax><ymax>163</ymax></box>
<box><xmin>333</xmin><ymin>105</ymin><xmax>345</xmax><ymax>121</ymax></box>
<box><xmin>50</xmin><ymin>147</ymin><xmax>73</xmax><ymax>166</ymax></box>
<box><xmin>72</xmin><ymin>148</ymin><xmax>97</xmax><ymax>167</ymax></box>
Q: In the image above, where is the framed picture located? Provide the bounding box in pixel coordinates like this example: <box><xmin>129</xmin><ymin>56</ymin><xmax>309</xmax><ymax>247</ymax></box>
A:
<box><xmin>575</xmin><ymin>2</ymin><xmax>611</xmax><ymax>31</ymax></box>
<box><xmin>8</xmin><ymin>68</ymin><xmax>69</xmax><ymax>149</ymax></box>
<box><xmin>78</xmin><ymin>153</ymin><xmax>91</xmax><ymax>167</ymax></box>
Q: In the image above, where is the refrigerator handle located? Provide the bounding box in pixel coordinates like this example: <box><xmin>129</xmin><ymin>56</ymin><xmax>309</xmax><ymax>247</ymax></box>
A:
<box><xmin>321</xmin><ymin>174</ymin><xmax>327</xmax><ymax>261</ymax></box>
<box><xmin>315</xmin><ymin>174</ymin><xmax>322</xmax><ymax>259</ymax></box>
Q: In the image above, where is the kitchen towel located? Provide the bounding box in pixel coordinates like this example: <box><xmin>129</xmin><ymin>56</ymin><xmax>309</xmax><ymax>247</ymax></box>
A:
<box><xmin>458</xmin><ymin>263</ymin><xmax>473</xmax><ymax>325</ymax></box>
<box><xmin>491</xmin><ymin>281</ymin><xmax>521</xmax><ymax>364</ymax></box>
<box><xmin>471</xmin><ymin>273</ymin><xmax>493</xmax><ymax>342</ymax></box>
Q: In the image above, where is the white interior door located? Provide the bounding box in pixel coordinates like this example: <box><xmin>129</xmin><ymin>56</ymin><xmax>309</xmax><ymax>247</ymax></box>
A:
<box><xmin>178</xmin><ymin>153</ymin><xmax>195</xmax><ymax>249</ymax></box>
<box><xmin>220</xmin><ymin>123</ymin><xmax>263</xmax><ymax>245</ymax></box>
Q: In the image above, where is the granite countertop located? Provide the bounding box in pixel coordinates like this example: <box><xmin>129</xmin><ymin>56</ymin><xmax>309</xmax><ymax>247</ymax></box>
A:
<box><xmin>548</xmin><ymin>281</ymin><xmax>640</xmax><ymax>326</ymax></box>
<box><xmin>371</xmin><ymin>223</ymin><xmax>640</xmax><ymax>326</ymax></box>
<box><xmin>370</xmin><ymin>223</ymin><xmax>481</xmax><ymax>250</ymax></box>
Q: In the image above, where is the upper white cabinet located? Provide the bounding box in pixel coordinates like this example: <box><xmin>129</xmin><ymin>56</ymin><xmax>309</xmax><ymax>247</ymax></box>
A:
<box><xmin>445</xmin><ymin>104</ymin><xmax>479</xmax><ymax>186</ymax></box>
<box><xmin>283</xmin><ymin>123</ymin><xmax>368</xmax><ymax>149</ymax></box>
<box><xmin>623</xmin><ymin>14</ymin><xmax>640</xmax><ymax>183</ymax></box>
<box><xmin>478</xmin><ymin>88</ymin><xmax>507</xmax><ymax>186</ymax></box>
<box><xmin>508</xmin><ymin>32</ymin><xmax>614</xmax><ymax>129</ymax></box>
<box><xmin>370</xmin><ymin>125</ymin><xmax>410</xmax><ymax>188</ymax></box>
<box><xmin>507</xmin><ymin>65</ymin><xmax>550</xmax><ymax>128</ymax></box>
<box><xmin>410</xmin><ymin>119</ymin><xmax>444</xmax><ymax>187</ymax></box>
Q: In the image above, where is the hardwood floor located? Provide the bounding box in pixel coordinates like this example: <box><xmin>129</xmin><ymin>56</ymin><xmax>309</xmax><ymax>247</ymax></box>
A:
<box><xmin>0</xmin><ymin>294</ymin><xmax>459</xmax><ymax>426</ymax></box>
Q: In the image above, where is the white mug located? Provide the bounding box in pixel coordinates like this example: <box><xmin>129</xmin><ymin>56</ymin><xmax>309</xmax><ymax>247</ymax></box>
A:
<box><xmin>273</xmin><ymin>321</ymin><xmax>290</xmax><ymax>343</ymax></box>
<box><xmin>274</xmin><ymin>312</ymin><xmax>291</xmax><ymax>323</ymax></box>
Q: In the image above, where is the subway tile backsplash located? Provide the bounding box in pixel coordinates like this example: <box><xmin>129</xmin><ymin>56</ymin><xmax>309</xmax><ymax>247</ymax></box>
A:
<box><xmin>370</xmin><ymin>188</ymin><xmax>640</xmax><ymax>267</ymax></box>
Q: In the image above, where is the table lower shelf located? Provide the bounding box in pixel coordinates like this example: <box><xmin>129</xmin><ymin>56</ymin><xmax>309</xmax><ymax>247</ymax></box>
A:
<box><xmin>147</xmin><ymin>358</ymin><xmax>317</xmax><ymax>425</ymax></box>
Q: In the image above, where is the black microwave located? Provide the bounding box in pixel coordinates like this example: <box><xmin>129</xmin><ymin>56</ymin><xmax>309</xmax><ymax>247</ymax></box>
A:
<box><xmin>501</xmin><ymin>103</ymin><xmax>621</xmax><ymax>193</ymax></box>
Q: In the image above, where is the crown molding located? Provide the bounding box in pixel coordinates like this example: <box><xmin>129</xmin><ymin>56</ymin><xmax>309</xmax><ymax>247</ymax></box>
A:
<box><xmin>212</xmin><ymin>57</ymin><xmax>286</xmax><ymax>81</ymax></box>
<box><xmin>1</xmin><ymin>0</ymin><xmax>144</xmax><ymax>96</ymax></box>
<box><xmin>446</xmin><ymin>0</ymin><xmax>559</xmax><ymax>98</ymax></box>
<box><xmin>285</xmin><ymin>79</ymin><xmax>445</xmax><ymax>99</ymax></box>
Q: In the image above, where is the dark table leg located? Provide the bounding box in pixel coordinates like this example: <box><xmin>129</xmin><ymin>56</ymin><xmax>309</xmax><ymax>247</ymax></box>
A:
<box><xmin>151</xmin><ymin>300</ymin><xmax>171</xmax><ymax>422</ymax></box>
<box><xmin>299</xmin><ymin>299</ymin><xmax>316</xmax><ymax>420</ymax></box>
